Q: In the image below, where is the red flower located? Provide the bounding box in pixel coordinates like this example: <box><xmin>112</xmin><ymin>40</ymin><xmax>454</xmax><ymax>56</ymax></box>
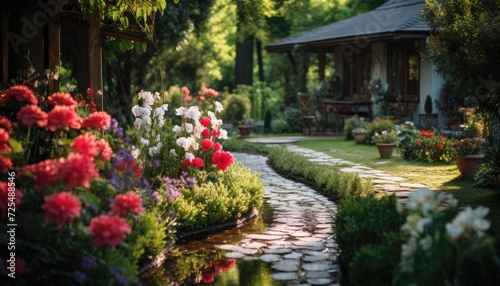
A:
<box><xmin>201</xmin><ymin>128</ymin><xmax>210</xmax><ymax>137</ymax></box>
<box><xmin>416</xmin><ymin>139</ymin><xmax>421</xmax><ymax>145</ymax></box>
<box><xmin>71</xmin><ymin>133</ymin><xmax>98</xmax><ymax>157</ymax></box>
<box><xmin>81</xmin><ymin>111</ymin><xmax>112</xmax><ymax>130</ymax></box>
<box><xmin>214</xmin><ymin>259</ymin><xmax>236</xmax><ymax>271</ymax></box>
<box><xmin>436</xmin><ymin>143</ymin><xmax>444</xmax><ymax>150</ymax></box>
<box><xmin>111</xmin><ymin>191</ymin><xmax>145</xmax><ymax>217</ymax></box>
<box><xmin>181</xmin><ymin>86</ymin><xmax>190</xmax><ymax>96</ymax></box>
<box><xmin>183</xmin><ymin>158</ymin><xmax>193</xmax><ymax>167</ymax></box>
<box><xmin>87</xmin><ymin>215</ymin><xmax>131</xmax><ymax>247</ymax></box>
<box><xmin>214</xmin><ymin>142</ymin><xmax>222</xmax><ymax>151</ymax></box>
<box><xmin>115</xmin><ymin>158</ymin><xmax>142</xmax><ymax>178</ymax></box>
<box><xmin>200</xmin><ymin>116</ymin><xmax>211</xmax><ymax>127</ymax></box>
<box><xmin>22</xmin><ymin>159</ymin><xmax>59</xmax><ymax>192</ymax></box>
<box><xmin>46</xmin><ymin>105</ymin><xmax>82</xmax><ymax>131</ymax></box>
<box><xmin>211</xmin><ymin>150</ymin><xmax>234</xmax><ymax>171</ymax></box>
<box><xmin>16</xmin><ymin>105</ymin><xmax>48</xmax><ymax>127</ymax></box>
<box><xmin>0</xmin><ymin>156</ymin><xmax>13</xmax><ymax>173</ymax></box>
<box><xmin>201</xmin><ymin>139</ymin><xmax>214</xmax><ymax>151</ymax></box>
<box><xmin>0</xmin><ymin>85</ymin><xmax>38</xmax><ymax>106</ymax></box>
<box><xmin>201</xmin><ymin>272</ymin><xmax>216</xmax><ymax>283</ymax></box>
<box><xmin>192</xmin><ymin>157</ymin><xmax>204</xmax><ymax>168</ymax></box>
<box><xmin>0</xmin><ymin>182</ymin><xmax>23</xmax><ymax>218</ymax></box>
<box><xmin>59</xmin><ymin>153</ymin><xmax>99</xmax><ymax>190</ymax></box>
<box><xmin>440</xmin><ymin>135</ymin><xmax>445</xmax><ymax>142</ymax></box>
<box><xmin>0</xmin><ymin>116</ymin><xmax>13</xmax><ymax>132</ymax></box>
<box><xmin>0</xmin><ymin>128</ymin><xmax>9</xmax><ymax>145</ymax></box>
<box><xmin>212</xmin><ymin>129</ymin><xmax>221</xmax><ymax>138</ymax></box>
<box><xmin>96</xmin><ymin>139</ymin><xmax>113</xmax><ymax>161</ymax></box>
<box><xmin>42</xmin><ymin>192</ymin><xmax>81</xmax><ymax>227</ymax></box>
<box><xmin>47</xmin><ymin>92</ymin><xmax>77</xmax><ymax>108</ymax></box>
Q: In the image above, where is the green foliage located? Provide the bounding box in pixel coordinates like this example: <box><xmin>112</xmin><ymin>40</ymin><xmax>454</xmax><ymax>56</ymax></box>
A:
<box><xmin>366</xmin><ymin>117</ymin><xmax>396</xmax><ymax>144</ymax></box>
<box><xmin>400</xmin><ymin>130</ymin><xmax>456</xmax><ymax>163</ymax></box>
<box><xmin>222</xmin><ymin>136</ymin><xmax>271</xmax><ymax>154</ymax></box>
<box><xmin>171</xmin><ymin>162</ymin><xmax>264</xmax><ymax>231</ymax></box>
<box><xmin>334</xmin><ymin>195</ymin><xmax>405</xmax><ymax>271</ymax></box>
<box><xmin>233</xmin><ymin>82</ymin><xmax>279</xmax><ymax>121</ymax></box>
<box><xmin>475</xmin><ymin>146</ymin><xmax>500</xmax><ymax>191</ymax></box>
<box><xmin>283</xmin><ymin>107</ymin><xmax>303</xmax><ymax>133</ymax></box>
<box><xmin>264</xmin><ymin>109</ymin><xmax>272</xmax><ymax>133</ymax></box>
<box><xmin>271</xmin><ymin>118</ymin><xmax>289</xmax><ymax>133</ymax></box>
<box><xmin>267</xmin><ymin>147</ymin><xmax>374</xmax><ymax>200</ymax></box>
<box><xmin>349</xmin><ymin>232</ymin><xmax>404</xmax><ymax>286</ymax></box>
<box><xmin>344</xmin><ymin>115</ymin><xmax>368</xmax><ymax>140</ymax></box>
<box><xmin>221</xmin><ymin>93</ymin><xmax>251</xmax><ymax>125</ymax></box>
<box><xmin>424</xmin><ymin>94</ymin><xmax>433</xmax><ymax>114</ymax></box>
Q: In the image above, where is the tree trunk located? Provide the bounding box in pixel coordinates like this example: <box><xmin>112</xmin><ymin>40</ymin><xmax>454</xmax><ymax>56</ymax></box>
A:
<box><xmin>256</xmin><ymin>39</ymin><xmax>264</xmax><ymax>82</ymax></box>
<box><xmin>234</xmin><ymin>35</ymin><xmax>254</xmax><ymax>87</ymax></box>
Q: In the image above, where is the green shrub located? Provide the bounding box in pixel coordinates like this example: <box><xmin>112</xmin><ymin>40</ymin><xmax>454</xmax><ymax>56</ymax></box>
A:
<box><xmin>335</xmin><ymin>195</ymin><xmax>405</xmax><ymax>271</ymax></box>
<box><xmin>366</xmin><ymin>117</ymin><xmax>396</xmax><ymax>144</ymax></box>
<box><xmin>399</xmin><ymin>130</ymin><xmax>456</xmax><ymax>163</ymax></box>
<box><xmin>271</xmin><ymin>118</ymin><xmax>289</xmax><ymax>133</ymax></box>
<box><xmin>221</xmin><ymin>94</ymin><xmax>251</xmax><ymax>125</ymax></box>
<box><xmin>344</xmin><ymin>115</ymin><xmax>368</xmax><ymax>140</ymax></box>
<box><xmin>349</xmin><ymin>232</ymin><xmax>404</xmax><ymax>286</ymax></box>
<box><xmin>283</xmin><ymin>107</ymin><xmax>303</xmax><ymax>133</ymax></box>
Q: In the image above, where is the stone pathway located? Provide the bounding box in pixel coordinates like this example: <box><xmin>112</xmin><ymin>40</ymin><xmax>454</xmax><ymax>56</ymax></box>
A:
<box><xmin>218</xmin><ymin>153</ymin><xmax>340</xmax><ymax>285</ymax></box>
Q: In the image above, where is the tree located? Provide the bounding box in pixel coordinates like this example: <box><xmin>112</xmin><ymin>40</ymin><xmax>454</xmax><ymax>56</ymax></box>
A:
<box><xmin>423</xmin><ymin>0</ymin><xmax>500</xmax><ymax>144</ymax></box>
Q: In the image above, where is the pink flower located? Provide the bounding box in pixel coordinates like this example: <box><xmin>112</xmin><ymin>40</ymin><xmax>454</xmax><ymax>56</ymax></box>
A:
<box><xmin>0</xmin><ymin>116</ymin><xmax>13</xmax><ymax>132</ymax></box>
<box><xmin>87</xmin><ymin>215</ymin><xmax>132</xmax><ymax>247</ymax></box>
<box><xmin>211</xmin><ymin>150</ymin><xmax>234</xmax><ymax>171</ymax></box>
<box><xmin>42</xmin><ymin>192</ymin><xmax>81</xmax><ymax>227</ymax></box>
<box><xmin>71</xmin><ymin>133</ymin><xmax>98</xmax><ymax>157</ymax></box>
<box><xmin>22</xmin><ymin>159</ymin><xmax>59</xmax><ymax>192</ymax></box>
<box><xmin>0</xmin><ymin>85</ymin><xmax>38</xmax><ymax>106</ymax></box>
<box><xmin>46</xmin><ymin>105</ymin><xmax>82</xmax><ymax>131</ymax></box>
<box><xmin>47</xmin><ymin>92</ymin><xmax>77</xmax><ymax>108</ymax></box>
<box><xmin>0</xmin><ymin>156</ymin><xmax>12</xmax><ymax>173</ymax></box>
<box><xmin>96</xmin><ymin>139</ymin><xmax>112</xmax><ymax>161</ymax></box>
<box><xmin>81</xmin><ymin>111</ymin><xmax>112</xmax><ymax>130</ymax></box>
<box><xmin>201</xmin><ymin>139</ymin><xmax>214</xmax><ymax>151</ymax></box>
<box><xmin>59</xmin><ymin>153</ymin><xmax>99</xmax><ymax>190</ymax></box>
<box><xmin>111</xmin><ymin>191</ymin><xmax>145</xmax><ymax>217</ymax></box>
<box><xmin>16</xmin><ymin>105</ymin><xmax>48</xmax><ymax>127</ymax></box>
<box><xmin>200</xmin><ymin>116</ymin><xmax>211</xmax><ymax>127</ymax></box>
<box><xmin>192</xmin><ymin>157</ymin><xmax>204</xmax><ymax>168</ymax></box>
<box><xmin>181</xmin><ymin>86</ymin><xmax>190</xmax><ymax>96</ymax></box>
<box><xmin>0</xmin><ymin>182</ymin><xmax>22</xmax><ymax>218</ymax></box>
<box><xmin>214</xmin><ymin>142</ymin><xmax>223</xmax><ymax>151</ymax></box>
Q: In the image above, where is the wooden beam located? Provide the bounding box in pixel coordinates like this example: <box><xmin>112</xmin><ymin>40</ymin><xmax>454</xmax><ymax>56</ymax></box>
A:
<box><xmin>318</xmin><ymin>52</ymin><xmax>325</xmax><ymax>81</ymax></box>
<box><xmin>48</xmin><ymin>4</ymin><xmax>60</xmax><ymax>94</ymax></box>
<box><xmin>88</xmin><ymin>9</ymin><xmax>103</xmax><ymax>110</ymax></box>
<box><xmin>1</xmin><ymin>12</ymin><xmax>8</xmax><ymax>84</ymax></box>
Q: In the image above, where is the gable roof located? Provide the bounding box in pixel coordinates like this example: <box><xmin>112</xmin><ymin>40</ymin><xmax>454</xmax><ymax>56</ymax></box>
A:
<box><xmin>265</xmin><ymin>0</ymin><xmax>428</xmax><ymax>53</ymax></box>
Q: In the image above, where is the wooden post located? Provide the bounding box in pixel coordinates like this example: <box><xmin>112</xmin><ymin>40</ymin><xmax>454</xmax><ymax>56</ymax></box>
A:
<box><xmin>48</xmin><ymin>4</ymin><xmax>60</xmax><ymax>94</ymax></box>
<box><xmin>318</xmin><ymin>52</ymin><xmax>325</xmax><ymax>82</ymax></box>
<box><xmin>88</xmin><ymin>9</ymin><xmax>103</xmax><ymax>110</ymax></box>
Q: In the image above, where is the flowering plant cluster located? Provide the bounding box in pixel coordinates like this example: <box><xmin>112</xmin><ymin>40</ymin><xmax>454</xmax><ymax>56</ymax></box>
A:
<box><xmin>394</xmin><ymin>188</ymin><xmax>499</xmax><ymax>285</ymax></box>
<box><xmin>399</xmin><ymin>128</ymin><xmax>456</xmax><ymax>163</ymax></box>
<box><xmin>452</xmin><ymin>137</ymin><xmax>485</xmax><ymax>156</ymax></box>
<box><xmin>367</xmin><ymin>78</ymin><xmax>389</xmax><ymax>101</ymax></box>
<box><xmin>371</xmin><ymin>130</ymin><xmax>399</xmax><ymax>144</ymax></box>
<box><xmin>0</xmin><ymin>85</ymin><xmax>168</xmax><ymax>285</ymax></box>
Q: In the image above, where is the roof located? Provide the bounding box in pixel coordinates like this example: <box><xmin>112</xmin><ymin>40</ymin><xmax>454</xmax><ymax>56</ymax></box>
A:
<box><xmin>265</xmin><ymin>0</ymin><xmax>429</xmax><ymax>52</ymax></box>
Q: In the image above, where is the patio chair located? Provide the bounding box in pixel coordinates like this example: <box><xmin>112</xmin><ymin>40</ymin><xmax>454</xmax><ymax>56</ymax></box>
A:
<box><xmin>297</xmin><ymin>93</ymin><xmax>323</xmax><ymax>135</ymax></box>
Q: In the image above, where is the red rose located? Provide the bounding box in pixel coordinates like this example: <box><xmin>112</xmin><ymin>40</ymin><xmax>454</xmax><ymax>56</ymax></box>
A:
<box><xmin>0</xmin><ymin>182</ymin><xmax>22</xmax><ymax>218</ymax></box>
<box><xmin>59</xmin><ymin>153</ymin><xmax>99</xmax><ymax>190</ymax></box>
<box><xmin>201</xmin><ymin>139</ymin><xmax>214</xmax><ymax>151</ymax></box>
<box><xmin>71</xmin><ymin>133</ymin><xmax>98</xmax><ymax>157</ymax></box>
<box><xmin>0</xmin><ymin>85</ymin><xmax>38</xmax><ymax>106</ymax></box>
<box><xmin>211</xmin><ymin>150</ymin><xmax>234</xmax><ymax>171</ymax></box>
<box><xmin>81</xmin><ymin>111</ymin><xmax>112</xmax><ymax>130</ymax></box>
<box><xmin>16</xmin><ymin>105</ymin><xmax>48</xmax><ymax>127</ymax></box>
<box><xmin>87</xmin><ymin>215</ymin><xmax>131</xmax><ymax>247</ymax></box>
<box><xmin>111</xmin><ymin>191</ymin><xmax>144</xmax><ymax>217</ymax></box>
<box><xmin>42</xmin><ymin>192</ymin><xmax>81</xmax><ymax>227</ymax></box>
<box><xmin>47</xmin><ymin>92</ymin><xmax>77</xmax><ymax>108</ymax></box>
<box><xmin>200</xmin><ymin>116</ymin><xmax>211</xmax><ymax>127</ymax></box>
<box><xmin>46</xmin><ymin>105</ymin><xmax>82</xmax><ymax>131</ymax></box>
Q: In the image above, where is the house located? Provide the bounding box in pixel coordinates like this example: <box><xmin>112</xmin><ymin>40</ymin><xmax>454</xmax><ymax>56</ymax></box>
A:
<box><xmin>265</xmin><ymin>0</ymin><xmax>445</xmax><ymax>127</ymax></box>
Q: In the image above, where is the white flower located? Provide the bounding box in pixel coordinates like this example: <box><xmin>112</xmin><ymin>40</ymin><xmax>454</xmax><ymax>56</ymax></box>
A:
<box><xmin>149</xmin><ymin>146</ymin><xmax>159</xmax><ymax>156</ymax></box>
<box><xmin>175</xmin><ymin>107</ymin><xmax>186</xmax><ymax>116</ymax></box>
<box><xmin>139</xmin><ymin>90</ymin><xmax>154</xmax><ymax>107</ymax></box>
<box><xmin>215</xmin><ymin>101</ymin><xmax>223</xmax><ymax>113</ymax></box>
<box><xmin>446</xmin><ymin>206</ymin><xmax>491</xmax><ymax>239</ymax></box>
<box><xmin>141</xmin><ymin>138</ymin><xmax>149</xmax><ymax>146</ymax></box>
<box><xmin>66</xmin><ymin>83</ymin><xmax>76</xmax><ymax>92</ymax></box>
<box><xmin>176</xmin><ymin>137</ymin><xmax>187</xmax><ymax>149</ymax></box>
<box><xmin>132</xmin><ymin>105</ymin><xmax>141</xmax><ymax>116</ymax></box>
<box><xmin>185</xmin><ymin>152</ymin><xmax>195</xmax><ymax>161</ymax></box>
<box><xmin>142</xmin><ymin>116</ymin><xmax>152</xmax><ymax>125</ymax></box>
<box><xmin>401</xmin><ymin>237</ymin><xmax>417</xmax><ymax>259</ymax></box>
<box><xmin>134</xmin><ymin>118</ymin><xmax>143</xmax><ymax>130</ymax></box>
<box><xmin>154</xmin><ymin>92</ymin><xmax>161</xmax><ymax>101</ymax></box>
<box><xmin>185</xmin><ymin>123</ymin><xmax>194</xmax><ymax>133</ymax></box>
<box><xmin>162</xmin><ymin>104</ymin><xmax>169</xmax><ymax>111</ymax></box>
<box><xmin>208</xmin><ymin>111</ymin><xmax>216</xmax><ymax>120</ymax></box>
<box><xmin>446</xmin><ymin>223</ymin><xmax>464</xmax><ymax>240</ymax></box>
<box><xmin>131</xmin><ymin>147</ymin><xmax>140</xmax><ymax>158</ymax></box>
<box><xmin>185</xmin><ymin>106</ymin><xmax>201</xmax><ymax>120</ymax></box>
<box><xmin>156</xmin><ymin>142</ymin><xmax>162</xmax><ymax>149</ymax></box>
<box><xmin>219</xmin><ymin>129</ymin><xmax>228</xmax><ymax>139</ymax></box>
<box><xmin>169</xmin><ymin>148</ymin><xmax>177</xmax><ymax>157</ymax></box>
<box><xmin>172</xmin><ymin>125</ymin><xmax>182</xmax><ymax>133</ymax></box>
<box><xmin>154</xmin><ymin>107</ymin><xmax>165</xmax><ymax>118</ymax></box>
<box><xmin>419</xmin><ymin>235</ymin><xmax>433</xmax><ymax>250</ymax></box>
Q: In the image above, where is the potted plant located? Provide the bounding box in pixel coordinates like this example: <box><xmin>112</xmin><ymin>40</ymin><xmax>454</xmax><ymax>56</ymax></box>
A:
<box><xmin>352</xmin><ymin>127</ymin><xmax>368</xmax><ymax>144</ymax></box>
<box><xmin>238</xmin><ymin>116</ymin><xmax>254</xmax><ymax>138</ymax></box>
<box><xmin>452</xmin><ymin>137</ymin><xmax>485</xmax><ymax>177</ymax></box>
<box><xmin>372</xmin><ymin>130</ymin><xmax>399</xmax><ymax>158</ymax></box>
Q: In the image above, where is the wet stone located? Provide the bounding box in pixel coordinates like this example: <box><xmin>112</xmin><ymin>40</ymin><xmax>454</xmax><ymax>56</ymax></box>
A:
<box><xmin>271</xmin><ymin>272</ymin><xmax>298</xmax><ymax>281</ymax></box>
<box><xmin>246</xmin><ymin>234</ymin><xmax>283</xmax><ymax>241</ymax></box>
<box><xmin>272</xmin><ymin>260</ymin><xmax>300</xmax><ymax>272</ymax></box>
<box><xmin>223</xmin><ymin>252</ymin><xmax>247</xmax><ymax>259</ymax></box>
<box><xmin>265</xmin><ymin>247</ymin><xmax>293</xmax><ymax>254</ymax></box>
<box><xmin>306</xmin><ymin>272</ymin><xmax>332</xmax><ymax>278</ymax></box>
<box><xmin>302</xmin><ymin>263</ymin><xmax>333</xmax><ymax>272</ymax></box>
<box><xmin>283</xmin><ymin>252</ymin><xmax>303</xmax><ymax>260</ymax></box>
<box><xmin>259</xmin><ymin>254</ymin><xmax>282</xmax><ymax>263</ymax></box>
<box><xmin>307</xmin><ymin>278</ymin><xmax>334</xmax><ymax>285</ymax></box>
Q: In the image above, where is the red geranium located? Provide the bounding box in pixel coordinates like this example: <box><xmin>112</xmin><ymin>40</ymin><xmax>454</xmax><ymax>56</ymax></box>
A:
<box><xmin>71</xmin><ymin>133</ymin><xmax>98</xmax><ymax>157</ymax></box>
<box><xmin>96</xmin><ymin>139</ymin><xmax>113</xmax><ymax>161</ymax></box>
<box><xmin>47</xmin><ymin>92</ymin><xmax>77</xmax><ymax>108</ymax></box>
<box><xmin>111</xmin><ymin>191</ymin><xmax>145</xmax><ymax>217</ymax></box>
<box><xmin>59</xmin><ymin>153</ymin><xmax>99</xmax><ymax>190</ymax></box>
<box><xmin>192</xmin><ymin>157</ymin><xmax>204</xmax><ymax>168</ymax></box>
<box><xmin>214</xmin><ymin>142</ymin><xmax>222</xmax><ymax>151</ymax></box>
<box><xmin>81</xmin><ymin>111</ymin><xmax>112</xmax><ymax>130</ymax></box>
<box><xmin>46</xmin><ymin>105</ymin><xmax>82</xmax><ymax>131</ymax></box>
<box><xmin>201</xmin><ymin>139</ymin><xmax>213</xmax><ymax>151</ymax></box>
<box><xmin>183</xmin><ymin>158</ymin><xmax>193</xmax><ymax>167</ymax></box>
<box><xmin>200</xmin><ymin>116</ymin><xmax>211</xmax><ymax>127</ymax></box>
<box><xmin>211</xmin><ymin>150</ymin><xmax>234</xmax><ymax>171</ymax></box>
<box><xmin>22</xmin><ymin>159</ymin><xmax>59</xmax><ymax>192</ymax></box>
<box><xmin>0</xmin><ymin>85</ymin><xmax>38</xmax><ymax>106</ymax></box>
<box><xmin>87</xmin><ymin>215</ymin><xmax>132</xmax><ymax>247</ymax></box>
<box><xmin>0</xmin><ymin>116</ymin><xmax>14</xmax><ymax>132</ymax></box>
<box><xmin>0</xmin><ymin>181</ymin><xmax>23</xmax><ymax>218</ymax></box>
<box><xmin>42</xmin><ymin>192</ymin><xmax>81</xmax><ymax>227</ymax></box>
<box><xmin>201</xmin><ymin>128</ymin><xmax>210</xmax><ymax>137</ymax></box>
<box><xmin>16</xmin><ymin>105</ymin><xmax>48</xmax><ymax>127</ymax></box>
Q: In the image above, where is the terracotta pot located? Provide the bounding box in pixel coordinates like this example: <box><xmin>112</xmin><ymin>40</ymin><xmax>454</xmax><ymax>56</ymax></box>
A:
<box><xmin>456</xmin><ymin>155</ymin><xmax>484</xmax><ymax>178</ymax></box>
<box><xmin>238</xmin><ymin>125</ymin><xmax>253</xmax><ymax>138</ymax></box>
<box><xmin>354</xmin><ymin>134</ymin><xmax>367</xmax><ymax>144</ymax></box>
<box><xmin>376</xmin><ymin>143</ymin><xmax>395</xmax><ymax>158</ymax></box>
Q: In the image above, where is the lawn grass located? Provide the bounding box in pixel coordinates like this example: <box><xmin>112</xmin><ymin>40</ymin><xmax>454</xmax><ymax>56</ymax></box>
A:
<box><xmin>294</xmin><ymin>138</ymin><xmax>500</xmax><ymax>240</ymax></box>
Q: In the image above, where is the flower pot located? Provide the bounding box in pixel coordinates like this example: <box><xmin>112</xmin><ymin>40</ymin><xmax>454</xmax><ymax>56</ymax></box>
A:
<box><xmin>354</xmin><ymin>134</ymin><xmax>367</xmax><ymax>144</ymax></box>
<box><xmin>376</xmin><ymin>143</ymin><xmax>395</xmax><ymax>158</ymax></box>
<box><xmin>456</xmin><ymin>155</ymin><xmax>484</xmax><ymax>178</ymax></box>
<box><xmin>238</xmin><ymin>125</ymin><xmax>253</xmax><ymax>138</ymax></box>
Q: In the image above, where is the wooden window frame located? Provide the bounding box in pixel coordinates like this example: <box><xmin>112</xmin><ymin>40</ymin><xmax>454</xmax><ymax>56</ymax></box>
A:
<box><xmin>387</xmin><ymin>42</ymin><xmax>420</xmax><ymax>103</ymax></box>
<box><xmin>343</xmin><ymin>50</ymin><xmax>371</xmax><ymax>99</ymax></box>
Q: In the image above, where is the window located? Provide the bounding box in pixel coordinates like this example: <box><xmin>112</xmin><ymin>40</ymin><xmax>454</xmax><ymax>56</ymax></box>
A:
<box><xmin>387</xmin><ymin>43</ymin><xmax>420</xmax><ymax>102</ymax></box>
<box><xmin>343</xmin><ymin>51</ymin><xmax>371</xmax><ymax>98</ymax></box>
